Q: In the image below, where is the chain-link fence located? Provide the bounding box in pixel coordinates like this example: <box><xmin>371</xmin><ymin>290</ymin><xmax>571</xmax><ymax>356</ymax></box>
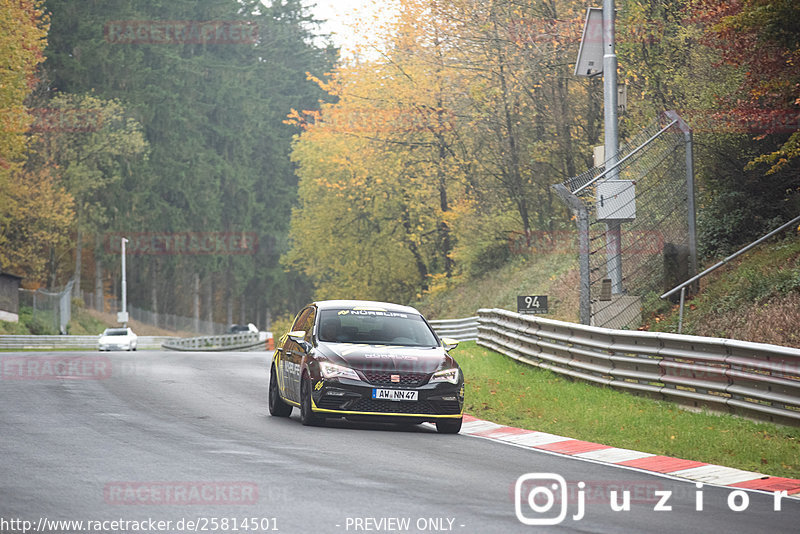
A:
<box><xmin>16</xmin><ymin>284</ymin><xmax>227</xmax><ymax>336</ymax></box>
<box><xmin>555</xmin><ymin>111</ymin><xmax>696</xmax><ymax>328</ymax></box>
<box><xmin>81</xmin><ymin>291</ymin><xmax>226</xmax><ymax>335</ymax></box>
<box><xmin>18</xmin><ymin>279</ymin><xmax>75</xmax><ymax>334</ymax></box>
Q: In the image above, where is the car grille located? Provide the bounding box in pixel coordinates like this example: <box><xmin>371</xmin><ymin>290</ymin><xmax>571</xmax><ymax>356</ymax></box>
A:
<box><xmin>360</xmin><ymin>372</ymin><xmax>429</xmax><ymax>387</ymax></box>
<box><xmin>348</xmin><ymin>399</ymin><xmax>461</xmax><ymax>415</ymax></box>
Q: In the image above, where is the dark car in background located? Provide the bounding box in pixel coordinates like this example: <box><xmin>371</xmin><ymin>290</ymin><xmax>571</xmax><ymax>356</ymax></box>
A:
<box><xmin>227</xmin><ymin>323</ymin><xmax>258</xmax><ymax>334</ymax></box>
<box><xmin>268</xmin><ymin>300</ymin><xmax>464</xmax><ymax>433</ymax></box>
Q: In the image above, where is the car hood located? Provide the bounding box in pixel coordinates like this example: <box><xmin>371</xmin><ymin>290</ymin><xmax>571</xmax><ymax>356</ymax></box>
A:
<box><xmin>315</xmin><ymin>343</ymin><xmax>456</xmax><ymax>375</ymax></box>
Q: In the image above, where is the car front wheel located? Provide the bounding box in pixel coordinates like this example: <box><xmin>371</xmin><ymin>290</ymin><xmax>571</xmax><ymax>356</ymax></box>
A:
<box><xmin>436</xmin><ymin>417</ymin><xmax>462</xmax><ymax>434</ymax></box>
<box><xmin>300</xmin><ymin>374</ymin><xmax>324</xmax><ymax>426</ymax></box>
<box><xmin>269</xmin><ymin>366</ymin><xmax>292</xmax><ymax>417</ymax></box>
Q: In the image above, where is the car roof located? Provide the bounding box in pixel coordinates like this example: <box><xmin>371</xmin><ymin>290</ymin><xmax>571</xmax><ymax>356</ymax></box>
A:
<box><xmin>312</xmin><ymin>300</ymin><xmax>422</xmax><ymax>315</ymax></box>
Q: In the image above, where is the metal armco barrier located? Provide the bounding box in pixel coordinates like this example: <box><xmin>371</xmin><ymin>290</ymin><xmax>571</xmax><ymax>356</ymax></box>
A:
<box><xmin>429</xmin><ymin>316</ymin><xmax>479</xmax><ymax>342</ymax></box>
<box><xmin>0</xmin><ymin>335</ymin><xmax>176</xmax><ymax>350</ymax></box>
<box><xmin>477</xmin><ymin>308</ymin><xmax>800</xmax><ymax>426</ymax></box>
<box><xmin>161</xmin><ymin>332</ymin><xmax>265</xmax><ymax>352</ymax></box>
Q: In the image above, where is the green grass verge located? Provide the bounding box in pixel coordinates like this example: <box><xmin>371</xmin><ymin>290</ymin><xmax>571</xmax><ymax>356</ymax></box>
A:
<box><xmin>455</xmin><ymin>341</ymin><xmax>800</xmax><ymax>479</ymax></box>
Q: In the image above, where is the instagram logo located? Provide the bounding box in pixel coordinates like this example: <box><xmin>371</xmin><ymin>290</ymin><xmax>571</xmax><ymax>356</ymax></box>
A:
<box><xmin>514</xmin><ymin>473</ymin><xmax>790</xmax><ymax>525</ymax></box>
<box><xmin>515</xmin><ymin>473</ymin><xmax>576</xmax><ymax>526</ymax></box>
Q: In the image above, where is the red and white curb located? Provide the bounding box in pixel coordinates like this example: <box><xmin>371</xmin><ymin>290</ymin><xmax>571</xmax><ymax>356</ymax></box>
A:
<box><xmin>459</xmin><ymin>415</ymin><xmax>800</xmax><ymax>497</ymax></box>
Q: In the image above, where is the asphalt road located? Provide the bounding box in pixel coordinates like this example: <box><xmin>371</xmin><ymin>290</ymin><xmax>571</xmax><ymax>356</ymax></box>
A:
<box><xmin>1</xmin><ymin>350</ymin><xmax>797</xmax><ymax>533</ymax></box>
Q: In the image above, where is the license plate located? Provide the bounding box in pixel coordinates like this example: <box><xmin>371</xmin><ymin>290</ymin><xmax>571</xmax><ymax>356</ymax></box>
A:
<box><xmin>372</xmin><ymin>389</ymin><xmax>418</xmax><ymax>401</ymax></box>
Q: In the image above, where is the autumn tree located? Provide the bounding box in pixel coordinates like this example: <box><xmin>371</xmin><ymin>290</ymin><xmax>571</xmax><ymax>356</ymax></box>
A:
<box><xmin>711</xmin><ymin>0</ymin><xmax>800</xmax><ymax>173</ymax></box>
<box><xmin>1</xmin><ymin>168</ymin><xmax>74</xmax><ymax>283</ymax></box>
<box><xmin>0</xmin><ymin>0</ymin><xmax>51</xmax><ymax>275</ymax></box>
<box><xmin>286</xmin><ymin>0</ymin><xmax>608</xmax><ymax>301</ymax></box>
<box><xmin>26</xmin><ymin>93</ymin><xmax>148</xmax><ymax>294</ymax></box>
<box><xmin>286</xmin><ymin>55</ymin><xmax>466</xmax><ymax>301</ymax></box>
<box><xmin>616</xmin><ymin>0</ymin><xmax>800</xmax><ymax>255</ymax></box>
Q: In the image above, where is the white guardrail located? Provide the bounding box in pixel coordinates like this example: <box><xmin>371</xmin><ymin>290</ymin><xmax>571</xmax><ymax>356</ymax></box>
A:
<box><xmin>0</xmin><ymin>333</ymin><xmax>268</xmax><ymax>352</ymax></box>
<box><xmin>0</xmin><ymin>335</ymin><xmax>176</xmax><ymax>350</ymax></box>
<box><xmin>161</xmin><ymin>332</ymin><xmax>267</xmax><ymax>352</ymax></box>
<box><xmin>428</xmin><ymin>316</ymin><xmax>479</xmax><ymax>342</ymax></box>
<box><xmin>477</xmin><ymin>308</ymin><xmax>800</xmax><ymax>426</ymax></box>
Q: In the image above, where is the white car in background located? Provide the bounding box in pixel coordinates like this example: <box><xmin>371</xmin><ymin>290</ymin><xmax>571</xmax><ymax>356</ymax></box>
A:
<box><xmin>98</xmin><ymin>327</ymin><xmax>138</xmax><ymax>351</ymax></box>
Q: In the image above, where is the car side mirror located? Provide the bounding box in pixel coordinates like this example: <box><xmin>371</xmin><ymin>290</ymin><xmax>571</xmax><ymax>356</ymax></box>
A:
<box><xmin>441</xmin><ymin>337</ymin><xmax>460</xmax><ymax>351</ymax></box>
<box><xmin>287</xmin><ymin>330</ymin><xmax>306</xmax><ymax>343</ymax></box>
<box><xmin>287</xmin><ymin>330</ymin><xmax>312</xmax><ymax>353</ymax></box>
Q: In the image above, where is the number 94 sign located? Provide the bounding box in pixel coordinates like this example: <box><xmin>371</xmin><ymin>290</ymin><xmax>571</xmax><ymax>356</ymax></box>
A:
<box><xmin>517</xmin><ymin>295</ymin><xmax>548</xmax><ymax>315</ymax></box>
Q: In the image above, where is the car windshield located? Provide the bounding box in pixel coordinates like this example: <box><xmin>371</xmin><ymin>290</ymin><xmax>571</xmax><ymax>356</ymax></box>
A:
<box><xmin>317</xmin><ymin>309</ymin><xmax>438</xmax><ymax>347</ymax></box>
<box><xmin>103</xmin><ymin>329</ymin><xmax>128</xmax><ymax>336</ymax></box>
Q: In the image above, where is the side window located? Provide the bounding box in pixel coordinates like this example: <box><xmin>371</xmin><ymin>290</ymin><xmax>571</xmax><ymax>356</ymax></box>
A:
<box><xmin>291</xmin><ymin>308</ymin><xmax>311</xmax><ymax>333</ymax></box>
<box><xmin>293</xmin><ymin>307</ymin><xmax>316</xmax><ymax>342</ymax></box>
<box><xmin>301</xmin><ymin>308</ymin><xmax>316</xmax><ymax>342</ymax></box>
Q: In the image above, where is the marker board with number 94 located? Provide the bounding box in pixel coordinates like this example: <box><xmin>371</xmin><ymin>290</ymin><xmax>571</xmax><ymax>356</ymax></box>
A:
<box><xmin>517</xmin><ymin>295</ymin><xmax>548</xmax><ymax>315</ymax></box>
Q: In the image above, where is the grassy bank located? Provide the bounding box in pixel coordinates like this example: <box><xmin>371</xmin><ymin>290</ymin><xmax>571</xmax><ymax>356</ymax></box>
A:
<box><xmin>415</xmin><ymin>253</ymin><xmax>579</xmax><ymax>322</ymax></box>
<box><xmin>644</xmin><ymin>236</ymin><xmax>800</xmax><ymax>347</ymax></box>
<box><xmin>455</xmin><ymin>341</ymin><xmax>800</xmax><ymax>479</ymax></box>
<box><xmin>0</xmin><ymin>300</ymin><xmax>193</xmax><ymax>337</ymax></box>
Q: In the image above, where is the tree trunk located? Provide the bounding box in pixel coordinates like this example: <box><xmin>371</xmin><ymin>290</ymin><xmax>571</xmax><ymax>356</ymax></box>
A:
<box><xmin>151</xmin><ymin>260</ymin><xmax>159</xmax><ymax>328</ymax></box>
<box><xmin>94</xmin><ymin>238</ymin><xmax>103</xmax><ymax>311</ymax></box>
<box><xmin>492</xmin><ymin>8</ymin><xmax>531</xmax><ymax>242</ymax></box>
<box><xmin>204</xmin><ymin>275</ymin><xmax>213</xmax><ymax>332</ymax></box>
<box><xmin>226</xmin><ymin>288</ymin><xmax>233</xmax><ymax>326</ymax></box>
<box><xmin>193</xmin><ymin>272</ymin><xmax>200</xmax><ymax>333</ymax></box>
<box><xmin>74</xmin><ymin>219</ymin><xmax>82</xmax><ymax>297</ymax></box>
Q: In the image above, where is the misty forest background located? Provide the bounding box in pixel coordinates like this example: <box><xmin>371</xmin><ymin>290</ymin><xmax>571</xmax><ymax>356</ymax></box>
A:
<box><xmin>1</xmin><ymin>0</ymin><xmax>798</xmax><ymax>327</ymax></box>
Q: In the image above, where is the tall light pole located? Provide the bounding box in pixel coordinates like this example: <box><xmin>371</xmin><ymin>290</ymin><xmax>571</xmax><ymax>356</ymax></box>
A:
<box><xmin>119</xmin><ymin>237</ymin><xmax>129</xmax><ymax>327</ymax></box>
<box><xmin>603</xmin><ymin>0</ymin><xmax>623</xmax><ymax>294</ymax></box>
<box><xmin>575</xmin><ymin>4</ymin><xmax>624</xmax><ymax>296</ymax></box>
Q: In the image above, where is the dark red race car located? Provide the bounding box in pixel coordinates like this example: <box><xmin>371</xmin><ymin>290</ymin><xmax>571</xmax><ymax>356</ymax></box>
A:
<box><xmin>268</xmin><ymin>300</ymin><xmax>464</xmax><ymax>433</ymax></box>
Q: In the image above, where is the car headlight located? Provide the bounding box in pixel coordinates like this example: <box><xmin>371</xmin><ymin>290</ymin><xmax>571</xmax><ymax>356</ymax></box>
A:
<box><xmin>430</xmin><ymin>368</ymin><xmax>460</xmax><ymax>384</ymax></box>
<box><xmin>319</xmin><ymin>362</ymin><xmax>361</xmax><ymax>381</ymax></box>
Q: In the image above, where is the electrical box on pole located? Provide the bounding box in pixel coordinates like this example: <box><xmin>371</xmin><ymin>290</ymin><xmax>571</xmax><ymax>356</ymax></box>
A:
<box><xmin>596</xmin><ymin>180</ymin><xmax>636</xmax><ymax>221</ymax></box>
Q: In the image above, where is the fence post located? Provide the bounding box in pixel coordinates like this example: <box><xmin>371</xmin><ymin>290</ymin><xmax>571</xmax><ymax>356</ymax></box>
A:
<box><xmin>578</xmin><ymin>206</ymin><xmax>591</xmax><ymax>325</ymax></box>
<box><xmin>553</xmin><ymin>184</ymin><xmax>592</xmax><ymax>325</ymax></box>
<box><xmin>685</xmin><ymin>130</ymin><xmax>698</xmax><ymax>281</ymax></box>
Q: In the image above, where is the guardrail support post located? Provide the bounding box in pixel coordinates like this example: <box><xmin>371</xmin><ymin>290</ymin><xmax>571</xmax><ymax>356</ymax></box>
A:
<box><xmin>678</xmin><ymin>286</ymin><xmax>686</xmax><ymax>334</ymax></box>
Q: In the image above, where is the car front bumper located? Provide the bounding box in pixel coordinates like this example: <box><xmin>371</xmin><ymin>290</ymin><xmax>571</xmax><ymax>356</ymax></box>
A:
<box><xmin>98</xmin><ymin>344</ymin><xmax>132</xmax><ymax>351</ymax></box>
<box><xmin>310</xmin><ymin>377</ymin><xmax>464</xmax><ymax>421</ymax></box>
